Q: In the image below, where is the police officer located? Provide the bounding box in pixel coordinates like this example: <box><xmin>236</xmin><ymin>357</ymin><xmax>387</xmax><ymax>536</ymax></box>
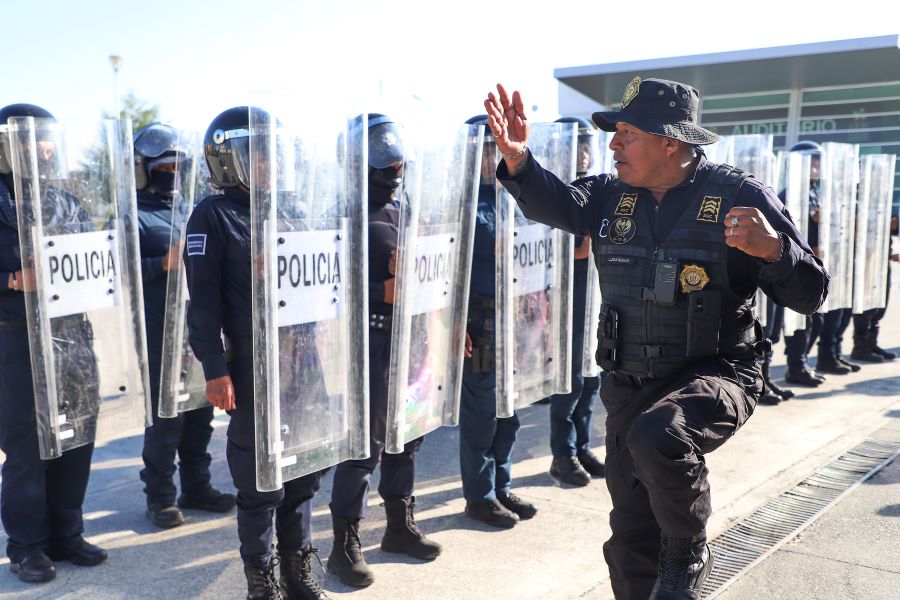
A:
<box><xmin>457</xmin><ymin>115</ymin><xmax>537</xmax><ymax>529</ymax></box>
<box><xmin>782</xmin><ymin>141</ymin><xmax>831</xmax><ymax>385</ymax></box>
<box><xmin>184</xmin><ymin>107</ymin><xmax>329</xmax><ymax>600</ymax></box>
<box><xmin>134</xmin><ymin>123</ymin><xmax>235</xmax><ymax>529</ymax></box>
<box><xmin>327</xmin><ymin>114</ymin><xmax>441</xmax><ymax>588</ymax></box>
<box><xmin>0</xmin><ymin>104</ymin><xmax>107</xmax><ymax>583</ymax></box>
<box><xmin>851</xmin><ymin>216</ymin><xmax>896</xmax><ymax>361</ymax></box>
<box><xmin>543</xmin><ymin>115</ymin><xmax>604</xmax><ymax>486</ymax></box>
<box><xmin>486</xmin><ymin>79</ymin><xmax>828</xmax><ymax>599</ymax></box>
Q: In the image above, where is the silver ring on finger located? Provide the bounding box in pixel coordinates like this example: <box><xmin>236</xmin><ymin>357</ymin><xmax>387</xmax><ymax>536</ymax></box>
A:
<box><xmin>730</xmin><ymin>216</ymin><xmax>739</xmax><ymax>227</ymax></box>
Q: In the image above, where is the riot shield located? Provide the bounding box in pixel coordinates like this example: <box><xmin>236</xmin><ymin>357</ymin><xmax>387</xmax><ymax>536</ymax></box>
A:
<box><xmin>582</xmin><ymin>131</ymin><xmax>613</xmax><ymax>378</ymax></box>
<box><xmin>496</xmin><ymin>123</ymin><xmax>576</xmax><ymax>418</ymax></box>
<box><xmin>818</xmin><ymin>143</ymin><xmax>859</xmax><ymax>313</ymax></box>
<box><xmin>781</xmin><ymin>152</ymin><xmax>812</xmax><ymax>334</ymax></box>
<box><xmin>383</xmin><ymin>122</ymin><xmax>480</xmax><ymax>453</ymax></box>
<box><xmin>251</xmin><ymin>106</ymin><xmax>369</xmax><ymax>492</ymax></box>
<box><xmin>852</xmin><ymin>154</ymin><xmax>896</xmax><ymax>313</ymax></box>
<box><xmin>9</xmin><ymin>117</ymin><xmax>151</xmax><ymax>459</ymax></box>
<box><xmin>158</xmin><ymin>134</ymin><xmax>212</xmax><ymax>417</ymax></box>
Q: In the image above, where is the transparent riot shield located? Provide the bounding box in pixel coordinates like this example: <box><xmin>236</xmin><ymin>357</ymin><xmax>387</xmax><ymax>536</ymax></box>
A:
<box><xmin>582</xmin><ymin>132</ymin><xmax>613</xmax><ymax>378</ymax></box>
<box><xmin>158</xmin><ymin>134</ymin><xmax>211</xmax><ymax>417</ymax></box>
<box><xmin>251</xmin><ymin>107</ymin><xmax>369</xmax><ymax>492</ymax></box>
<box><xmin>819</xmin><ymin>143</ymin><xmax>860</xmax><ymax>313</ymax></box>
<box><xmin>383</xmin><ymin>122</ymin><xmax>480</xmax><ymax>453</ymax></box>
<box><xmin>9</xmin><ymin>117</ymin><xmax>151</xmax><ymax>459</ymax></box>
<box><xmin>496</xmin><ymin>123</ymin><xmax>576</xmax><ymax>417</ymax></box>
<box><xmin>781</xmin><ymin>152</ymin><xmax>812</xmax><ymax>334</ymax></box>
<box><xmin>853</xmin><ymin>154</ymin><xmax>897</xmax><ymax>313</ymax></box>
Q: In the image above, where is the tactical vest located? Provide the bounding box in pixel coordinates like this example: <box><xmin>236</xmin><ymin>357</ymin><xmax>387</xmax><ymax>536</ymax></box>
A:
<box><xmin>594</xmin><ymin>164</ymin><xmax>759</xmax><ymax>379</ymax></box>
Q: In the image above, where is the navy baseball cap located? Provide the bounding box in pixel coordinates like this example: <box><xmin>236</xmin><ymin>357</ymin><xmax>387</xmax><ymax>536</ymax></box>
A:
<box><xmin>592</xmin><ymin>76</ymin><xmax>719</xmax><ymax>145</ymax></box>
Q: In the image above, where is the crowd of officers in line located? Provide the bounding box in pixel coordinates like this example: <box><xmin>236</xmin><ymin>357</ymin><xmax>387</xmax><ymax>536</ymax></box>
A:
<box><xmin>0</xmin><ymin>74</ymin><xmax>892</xmax><ymax>599</ymax></box>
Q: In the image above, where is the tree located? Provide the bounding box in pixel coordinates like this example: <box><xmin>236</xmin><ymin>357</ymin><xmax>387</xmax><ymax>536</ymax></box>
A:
<box><xmin>103</xmin><ymin>91</ymin><xmax>160</xmax><ymax>131</ymax></box>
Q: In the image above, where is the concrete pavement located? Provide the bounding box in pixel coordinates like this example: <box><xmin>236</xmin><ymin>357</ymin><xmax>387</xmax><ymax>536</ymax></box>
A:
<box><xmin>1</xmin><ymin>294</ymin><xmax>898</xmax><ymax>599</ymax></box>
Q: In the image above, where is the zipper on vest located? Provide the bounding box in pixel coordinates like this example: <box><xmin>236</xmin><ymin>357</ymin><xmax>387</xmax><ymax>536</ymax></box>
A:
<box><xmin>645</xmin><ymin>244</ymin><xmax>661</xmax><ymax>370</ymax></box>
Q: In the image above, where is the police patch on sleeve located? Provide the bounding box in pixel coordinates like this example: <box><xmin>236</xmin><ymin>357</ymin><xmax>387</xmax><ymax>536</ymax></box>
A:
<box><xmin>186</xmin><ymin>234</ymin><xmax>207</xmax><ymax>256</ymax></box>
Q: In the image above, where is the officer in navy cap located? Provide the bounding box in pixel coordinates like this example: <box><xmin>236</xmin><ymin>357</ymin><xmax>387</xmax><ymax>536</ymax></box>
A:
<box><xmin>486</xmin><ymin>78</ymin><xmax>828</xmax><ymax>599</ymax></box>
<box><xmin>543</xmin><ymin>115</ymin><xmax>605</xmax><ymax>487</ymax></box>
<box><xmin>0</xmin><ymin>104</ymin><xmax>107</xmax><ymax>584</ymax></box>
<box><xmin>457</xmin><ymin>114</ymin><xmax>537</xmax><ymax>530</ymax></box>
<box><xmin>184</xmin><ymin>107</ymin><xmax>330</xmax><ymax>600</ymax></box>
<box><xmin>134</xmin><ymin>122</ymin><xmax>236</xmax><ymax>529</ymax></box>
<box><xmin>327</xmin><ymin>114</ymin><xmax>441</xmax><ymax>589</ymax></box>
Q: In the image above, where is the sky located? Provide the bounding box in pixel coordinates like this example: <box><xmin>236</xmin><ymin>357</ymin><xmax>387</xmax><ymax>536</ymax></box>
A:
<box><xmin>5</xmin><ymin>0</ymin><xmax>897</xmax><ymax>132</ymax></box>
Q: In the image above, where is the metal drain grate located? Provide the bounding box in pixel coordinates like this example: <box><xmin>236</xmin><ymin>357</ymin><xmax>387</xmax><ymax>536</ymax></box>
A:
<box><xmin>701</xmin><ymin>438</ymin><xmax>900</xmax><ymax>598</ymax></box>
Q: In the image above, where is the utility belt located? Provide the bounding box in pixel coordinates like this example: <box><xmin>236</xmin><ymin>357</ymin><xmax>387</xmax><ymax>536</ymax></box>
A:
<box><xmin>224</xmin><ymin>335</ymin><xmax>254</xmax><ymax>361</ymax></box>
<box><xmin>596</xmin><ymin>297</ymin><xmax>765</xmax><ymax>380</ymax></box>
<box><xmin>369</xmin><ymin>312</ymin><xmax>392</xmax><ymax>333</ymax></box>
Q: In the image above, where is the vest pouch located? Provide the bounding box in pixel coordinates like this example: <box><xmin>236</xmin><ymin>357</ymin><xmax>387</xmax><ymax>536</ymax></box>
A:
<box><xmin>686</xmin><ymin>290</ymin><xmax>721</xmax><ymax>357</ymax></box>
<box><xmin>595</xmin><ymin>303</ymin><xmax>619</xmax><ymax>371</ymax></box>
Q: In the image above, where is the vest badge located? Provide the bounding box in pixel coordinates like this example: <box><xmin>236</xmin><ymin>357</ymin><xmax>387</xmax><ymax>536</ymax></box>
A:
<box><xmin>679</xmin><ymin>264</ymin><xmax>710</xmax><ymax>293</ymax></box>
<box><xmin>697</xmin><ymin>196</ymin><xmax>721</xmax><ymax>223</ymax></box>
<box><xmin>610</xmin><ymin>217</ymin><xmax>636</xmax><ymax>245</ymax></box>
<box><xmin>614</xmin><ymin>193</ymin><xmax>638</xmax><ymax>216</ymax></box>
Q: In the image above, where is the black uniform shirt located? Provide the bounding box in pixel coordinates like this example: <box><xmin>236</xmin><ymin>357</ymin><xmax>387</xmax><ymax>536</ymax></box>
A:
<box><xmin>137</xmin><ymin>191</ymin><xmax>174</xmax><ymax>346</ymax></box>
<box><xmin>0</xmin><ymin>176</ymin><xmax>25</xmax><ymax>321</ymax></box>
<box><xmin>368</xmin><ymin>195</ymin><xmax>400</xmax><ymax>315</ymax></box>
<box><xmin>470</xmin><ymin>184</ymin><xmax>497</xmax><ymax>297</ymax></box>
<box><xmin>498</xmin><ymin>152</ymin><xmax>829</xmax><ymax>316</ymax></box>
<box><xmin>183</xmin><ymin>188</ymin><xmax>252</xmax><ymax>381</ymax></box>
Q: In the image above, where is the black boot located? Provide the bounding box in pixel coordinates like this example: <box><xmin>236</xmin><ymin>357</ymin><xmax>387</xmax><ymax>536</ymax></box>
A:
<box><xmin>465</xmin><ymin>499</ymin><xmax>519</xmax><ymax>529</ymax></box>
<box><xmin>549</xmin><ymin>456</ymin><xmax>591</xmax><ymax>486</ymax></box>
<box><xmin>9</xmin><ymin>551</ymin><xmax>56</xmax><ymax>583</ymax></box>
<box><xmin>577</xmin><ymin>450</ymin><xmax>606</xmax><ymax>478</ymax></box>
<box><xmin>46</xmin><ymin>537</ymin><xmax>107</xmax><ymax>566</ymax></box>
<box><xmin>816</xmin><ymin>357</ymin><xmax>851</xmax><ymax>375</ymax></box>
<box><xmin>759</xmin><ymin>357</ymin><xmax>786</xmax><ymax>404</ymax></box>
<box><xmin>784</xmin><ymin>366</ymin><xmax>824</xmax><ymax>386</ymax></box>
<box><xmin>381</xmin><ymin>496</ymin><xmax>442</xmax><ymax>560</ymax></box>
<box><xmin>851</xmin><ymin>331</ymin><xmax>884</xmax><ymax>362</ymax></box>
<box><xmin>497</xmin><ymin>492</ymin><xmax>537</xmax><ymax>520</ymax></box>
<box><xmin>835</xmin><ymin>356</ymin><xmax>861</xmax><ymax>372</ymax></box>
<box><xmin>871</xmin><ymin>327</ymin><xmax>896</xmax><ymax>360</ymax></box>
<box><xmin>326</xmin><ymin>516</ymin><xmax>374</xmax><ymax>587</ymax></box>
<box><xmin>280</xmin><ymin>548</ymin><xmax>331</xmax><ymax>600</ymax></box>
<box><xmin>177</xmin><ymin>485</ymin><xmax>236</xmax><ymax>513</ymax></box>
<box><xmin>244</xmin><ymin>558</ymin><xmax>285</xmax><ymax>600</ymax></box>
<box><xmin>649</xmin><ymin>533</ymin><xmax>714</xmax><ymax>599</ymax></box>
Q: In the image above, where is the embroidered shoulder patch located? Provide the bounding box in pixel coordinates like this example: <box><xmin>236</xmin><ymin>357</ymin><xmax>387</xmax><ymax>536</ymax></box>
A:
<box><xmin>697</xmin><ymin>196</ymin><xmax>722</xmax><ymax>223</ymax></box>
<box><xmin>614</xmin><ymin>193</ymin><xmax>638</xmax><ymax>216</ymax></box>
<box><xmin>186</xmin><ymin>234</ymin><xmax>208</xmax><ymax>256</ymax></box>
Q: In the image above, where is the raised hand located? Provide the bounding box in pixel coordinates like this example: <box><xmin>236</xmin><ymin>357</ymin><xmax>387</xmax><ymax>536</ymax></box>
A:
<box><xmin>484</xmin><ymin>84</ymin><xmax>530</xmax><ymax>172</ymax></box>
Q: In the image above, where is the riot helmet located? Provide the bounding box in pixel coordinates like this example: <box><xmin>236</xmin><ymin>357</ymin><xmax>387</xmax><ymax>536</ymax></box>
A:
<box><xmin>134</xmin><ymin>122</ymin><xmax>190</xmax><ymax>203</ymax></box>
<box><xmin>556</xmin><ymin>115</ymin><xmax>598</xmax><ymax>177</ymax></box>
<box><xmin>204</xmin><ymin>106</ymin><xmax>272</xmax><ymax>190</ymax></box>
<box><xmin>465</xmin><ymin>114</ymin><xmax>497</xmax><ymax>186</ymax></box>
<box><xmin>789</xmin><ymin>140</ymin><xmax>822</xmax><ymax>181</ymax></box>
<box><xmin>367</xmin><ymin>113</ymin><xmax>404</xmax><ymax>190</ymax></box>
<box><xmin>0</xmin><ymin>103</ymin><xmax>66</xmax><ymax>179</ymax></box>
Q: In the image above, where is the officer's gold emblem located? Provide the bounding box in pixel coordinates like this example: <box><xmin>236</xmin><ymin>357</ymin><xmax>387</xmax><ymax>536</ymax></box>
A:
<box><xmin>621</xmin><ymin>76</ymin><xmax>641</xmax><ymax>108</ymax></box>
<box><xmin>679</xmin><ymin>264</ymin><xmax>710</xmax><ymax>293</ymax></box>
<box><xmin>610</xmin><ymin>217</ymin><xmax>636</xmax><ymax>245</ymax></box>
<box><xmin>614</xmin><ymin>193</ymin><xmax>638</xmax><ymax>216</ymax></box>
<box><xmin>696</xmin><ymin>196</ymin><xmax>722</xmax><ymax>223</ymax></box>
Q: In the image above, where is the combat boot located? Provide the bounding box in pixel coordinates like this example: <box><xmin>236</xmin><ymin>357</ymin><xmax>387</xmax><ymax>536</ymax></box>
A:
<box><xmin>649</xmin><ymin>533</ymin><xmax>714</xmax><ymax>599</ymax></box>
<box><xmin>784</xmin><ymin>366</ymin><xmax>823</xmax><ymax>386</ymax></box>
<box><xmin>497</xmin><ymin>492</ymin><xmax>537</xmax><ymax>520</ymax></box>
<box><xmin>177</xmin><ymin>485</ymin><xmax>236</xmax><ymax>513</ymax></box>
<box><xmin>381</xmin><ymin>496</ymin><xmax>442</xmax><ymax>560</ymax></box>
<box><xmin>816</xmin><ymin>358</ymin><xmax>851</xmax><ymax>375</ymax></box>
<box><xmin>326</xmin><ymin>516</ymin><xmax>374</xmax><ymax>587</ymax></box>
<box><xmin>280</xmin><ymin>548</ymin><xmax>331</xmax><ymax>600</ymax></box>
<box><xmin>835</xmin><ymin>356</ymin><xmax>861</xmax><ymax>372</ymax></box>
<box><xmin>577</xmin><ymin>450</ymin><xmax>606</xmax><ymax>478</ymax></box>
<box><xmin>851</xmin><ymin>331</ymin><xmax>884</xmax><ymax>362</ymax></box>
<box><xmin>244</xmin><ymin>558</ymin><xmax>284</xmax><ymax>600</ymax></box>
<box><xmin>871</xmin><ymin>328</ymin><xmax>896</xmax><ymax>360</ymax></box>
<box><xmin>9</xmin><ymin>551</ymin><xmax>56</xmax><ymax>583</ymax></box>
<box><xmin>760</xmin><ymin>358</ymin><xmax>793</xmax><ymax>402</ymax></box>
<box><xmin>549</xmin><ymin>456</ymin><xmax>591</xmax><ymax>486</ymax></box>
